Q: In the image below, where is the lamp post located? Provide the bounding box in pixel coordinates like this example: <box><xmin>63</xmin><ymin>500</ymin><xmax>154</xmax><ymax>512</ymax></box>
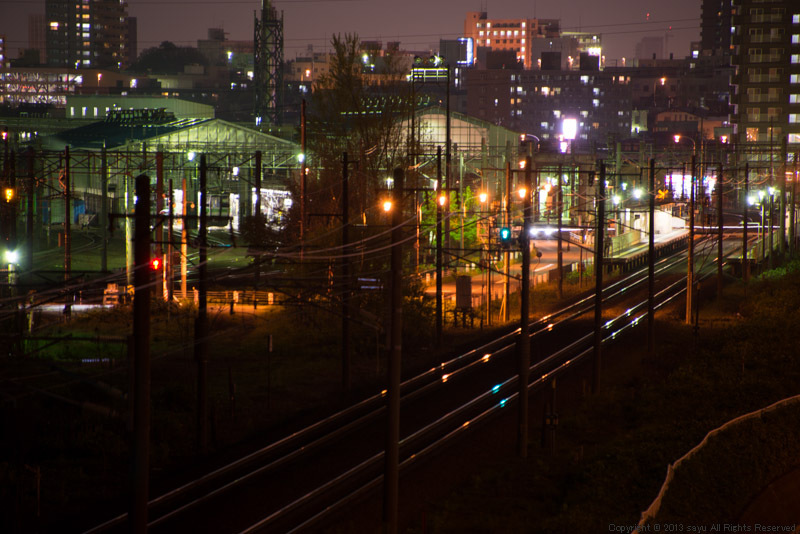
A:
<box><xmin>674</xmin><ymin>134</ymin><xmax>696</xmax><ymax>325</ymax></box>
<box><xmin>653</xmin><ymin>76</ymin><xmax>666</xmax><ymax>107</ymax></box>
<box><xmin>479</xmin><ymin>190</ymin><xmax>491</xmax><ymax>325</ymax></box>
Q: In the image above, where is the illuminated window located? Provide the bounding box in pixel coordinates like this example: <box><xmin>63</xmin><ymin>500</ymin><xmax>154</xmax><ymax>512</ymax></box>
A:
<box><xmin>791</xmin><ymin>94</ymin><xmax>800</xmax><ymax>103</ymax></box>
<box><xmin>790</xmin><ymin>114</ymin><xmax>800</xmax><ymax>123</ymax></box>
<box><xmin>792</xmin><ymin>74</ymin><xmax>800</xmax><ymax>83</ymax></box>
<box><xmin>793</xmin><ymin>35</ymin><xmax>800</xmax><ymax>44</ymax></box>
<box><xmin>793</xmin><ymin>54</ymin><xmax>800</xmax><ymax>64</ymax></box>
<box><xmin>789</xmin><ymin>134</ymin><xmax>800</xmax><ymax>143</ymax></box>
<box><xmin>50</xmin><ymin>21</ymin><xmax>59</xmax><ymax>30</ymax></box>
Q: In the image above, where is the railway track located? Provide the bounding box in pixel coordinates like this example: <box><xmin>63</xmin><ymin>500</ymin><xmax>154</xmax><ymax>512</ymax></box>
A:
<box><xmin>77</xmin><ymin>235</ymin><xmax>745</xmax><ymax>534</ymax></box>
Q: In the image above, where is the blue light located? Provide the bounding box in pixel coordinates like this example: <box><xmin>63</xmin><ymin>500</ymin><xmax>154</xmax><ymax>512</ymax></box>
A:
<box><xmin>491</xmin><ymin>384</ymin><xmax>501</xmax><ymax>394</ymax></box>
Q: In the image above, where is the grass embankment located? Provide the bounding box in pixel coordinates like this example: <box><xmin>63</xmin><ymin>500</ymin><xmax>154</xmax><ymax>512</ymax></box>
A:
<box><xmin>426</xmin><ymin>263</ymin><xmax>800</xmax><ymax>532</ymax></box>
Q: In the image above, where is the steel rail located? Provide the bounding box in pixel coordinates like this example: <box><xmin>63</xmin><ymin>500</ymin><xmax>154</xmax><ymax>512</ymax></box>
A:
<box><xmin>83</xmin><ymin>240</ymin><xmax>706</xmax><ymax>533</ymax></box>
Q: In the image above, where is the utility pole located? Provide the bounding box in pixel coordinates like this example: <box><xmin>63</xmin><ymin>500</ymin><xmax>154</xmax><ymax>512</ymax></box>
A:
<box><xmin>168</xmin><ymin>178</ymin><xmax>174</xmax><ymax>302</ymax></box>
<box><xmin>593</xmin><ymin>163</ymin><xmax>605</xmax><ymax>394</ymax></box>
<box><xmin>130</xmin><ymin>174</ymin><xmax>151</xmax><ymax>534</ymax></box>
<box><xmin>557</xmin><ymin>164</ymin><xmax>563</xmax><ymax>299</ymax></box>
<box><xmin>181</xmin><ymin>177</ymin><xmax>188</xmax><ymax>299</ymax></box>
<box><xmin>717</xmin><ymin>163</ymin><xmax>724</xmax><ymax>297</ymax></box>
<box><xmin>383</xmin><ymin>167</ymin><xmax>404</xmax><ymax>534</ymax></box>
<box><xmin>743</xmin><ymin>163</ymin><xmax>749</xmax><ymax>282</ymax></box>
<box><xmin>648</xmin><ymin>159</ymin><xmax>655</xmax><ymax>358</ymax></box>
<box><xmin>341</xmin><ymin>152</ymin><xmax>351</xmax><ymax>393</ymax></box>
<box><xmin>26</xmin><ymin>148</ymin><xmax>34</xmax><ymax>278</ymax></box>
<box><xmin>791</xmin><ymin>153</ymin><xmax>798</xmax><ymax>256</ymax></box>
<box><xmin>517</xmin><ymin>155</ymin><xmax>532</xmax><ymax>458</ymax></box>
<box><xmin>444</xmin><ymin>66</ymin><xmax>451</xmax><ymax>274</ymax></box>
<box><xmin>780</xmin><ymin>139</ymin><xmax>787</xmax><ymax>256</ymax></box>
<box><xmin>686</xmin><ymin>155</ymin><xmax>695</xmax><ymax>325</ymax></box>
<box><xmin>435</xmin><ymin>147</ymin><xmax>443</xmax><ymax>348</ymax></box>
<box><xmin>195</xmin><ymin>154</ymin><xmax>209</xmax><ymax>454</ymax></box>
<box><xmin>253</xmin><ymin>150</ymin><xmax>262</xmax><ymax>308</ymax></box>
<box><xmin>64</xmin><ymin>146</ymin><xmax>71</xmax><ymax>284</ymax></box>
<box><xmin>503</xmin><ymin>161</ymin><xmax>511</xmax><ymax>322</ymax></box>
<box><xmin>156</xmin><ymin>151</ymin><xmax>165</xmax><ymax>301</ymax></box>
<box><xmin>100</xmin><ymin>147</ymin><xmax>108</xmax><ymax>272</ymax></box>
<box><xmin>300</xmin><ymin>99</ymin><xmax>306</xmax><ymax>260</ymax></box>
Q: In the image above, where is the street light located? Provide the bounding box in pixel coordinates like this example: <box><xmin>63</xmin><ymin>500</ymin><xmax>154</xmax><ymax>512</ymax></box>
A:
<box><xmin>654</xmin><ymin>76</ymin><xmax>667</xmax><ymax>106</ymax></box>
<box><xmin>5</xmin><ymin>249</ymin><xmax>18</xmax><ymax>297</ymax></box>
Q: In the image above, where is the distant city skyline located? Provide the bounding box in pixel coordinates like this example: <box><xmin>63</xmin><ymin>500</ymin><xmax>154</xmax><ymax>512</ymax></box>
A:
<box><xmin>0</xmin><ymin>0</ymin><xmax>700</xmax><ymax>64</ymax></box>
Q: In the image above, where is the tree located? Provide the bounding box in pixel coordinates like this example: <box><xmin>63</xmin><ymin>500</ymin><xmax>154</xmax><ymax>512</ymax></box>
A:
<box><xmin>302</xmin><ymin>33</ymin><xmax>413</xmax><ymax>241</ymax></box>
<box><xmin>129</xmin><ymin>41</ymin><xmax>208</xmax><ymax>74</ymax></box>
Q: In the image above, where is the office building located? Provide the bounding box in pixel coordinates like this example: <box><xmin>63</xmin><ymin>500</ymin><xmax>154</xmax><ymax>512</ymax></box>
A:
<box><xmin>463</xmin><ymin>11</ymin><xmax>560</xmax><ymax>69</ymax></box>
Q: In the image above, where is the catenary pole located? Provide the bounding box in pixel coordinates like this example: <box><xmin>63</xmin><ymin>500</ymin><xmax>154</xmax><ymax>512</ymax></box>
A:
<box><xmin>130</xmin><ymin>174</ymin><xmax>151</xmax><ymax>534</ymax></box>
<box><xmin>593</xmin><ymin>163</ymin><xmax>605</xmax><ymax>394</ymax></box>
<box><xmin>383</xmin><ymin>167</ymin><xmax>404</xmax><ymax>534</ymax></box>
<box><xmin>517</xmin><ymin>155</ymin><xmax>532</xmax><ymax>458</ymax></box>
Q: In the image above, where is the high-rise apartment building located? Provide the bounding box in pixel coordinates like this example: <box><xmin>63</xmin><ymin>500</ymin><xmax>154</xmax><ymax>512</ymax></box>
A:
<box><xmin>45</xmin><ymin>0</ymin><xmax>133</xmax><ymax>70</ymax></box>
<box><xmin>701</xmin><ymin>0</ymin><xmax>733</xmax><ymax>56</ymax></box>
<box><xmin>28</xmin><ymin>14</ymin><xmax>47</xmax><ymax>64</ymax></box>
<box><xmin>730</xmin><ymin>0</ymin><xmax>800</xmax><ymax>149</ymax></box>
<box><xmin>464</xmin><ymin>11</ymin><xmax>560</xmax><ymax>69</ymax></box>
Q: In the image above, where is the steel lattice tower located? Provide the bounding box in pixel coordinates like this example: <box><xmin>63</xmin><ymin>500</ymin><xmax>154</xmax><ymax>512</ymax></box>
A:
<box><xmin>254</xmin><ymin>0</ymin><xmax>284</xmax><ymax>126</ymax></box>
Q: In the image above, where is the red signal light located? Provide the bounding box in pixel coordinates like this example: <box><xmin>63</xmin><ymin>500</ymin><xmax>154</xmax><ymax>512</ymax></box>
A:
<box><xmin>150</xmin><ymin>258</ymin><xmax>161</xmax><ymax>270</ymax></box>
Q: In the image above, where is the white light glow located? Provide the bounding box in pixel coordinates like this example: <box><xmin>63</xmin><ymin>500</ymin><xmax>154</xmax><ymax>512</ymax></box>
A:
<box><xmin>562</xmin><ymin>118</ymin><xmax>578</xmax><ymax>140</ymax></box>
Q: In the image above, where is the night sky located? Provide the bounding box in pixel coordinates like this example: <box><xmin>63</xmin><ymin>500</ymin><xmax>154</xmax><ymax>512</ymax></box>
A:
<box><xmin>0</xmin><ymin>0</ymin><xmax>700</xmax><ymax>63</ymax></box>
